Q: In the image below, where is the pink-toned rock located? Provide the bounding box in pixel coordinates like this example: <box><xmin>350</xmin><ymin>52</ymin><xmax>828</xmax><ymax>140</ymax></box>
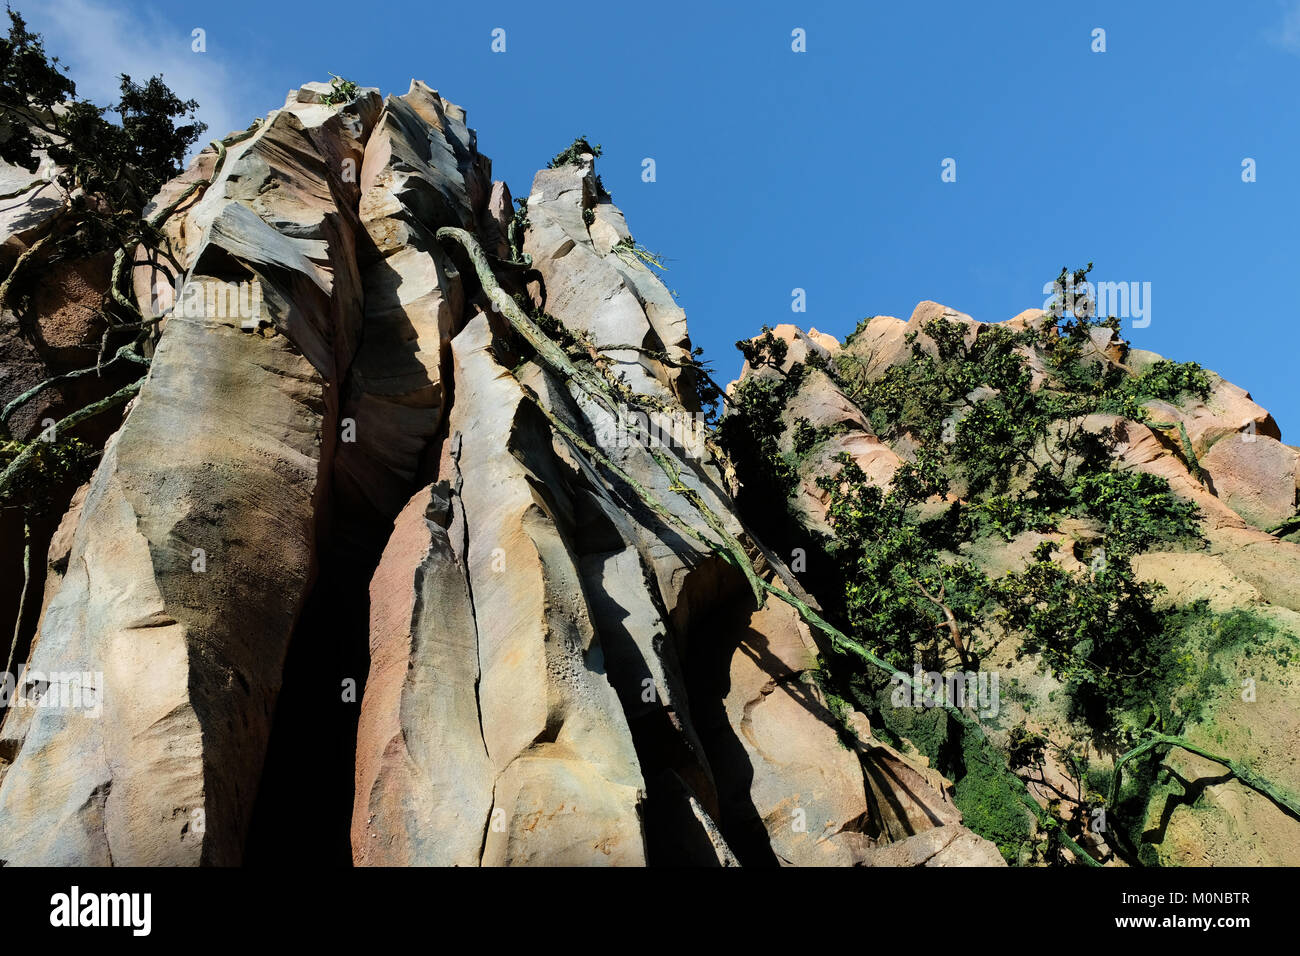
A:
<box><xmin>1003</xmin><ymin>308</ymin><xmax>1052</xmax><ymax>333</ymax></box>
<box><xmin>1184</xmin><ymin>374</ymin><xmax>1281</xmax><ymax>455</ymax></box>
<box><xmin>1082</xmin><ymin>414</ymin><xmax>1246</xmax><ymax>530</ymax></box>
<box><xmin>333</xmin><ymin>82</ymin><xmax>479</xmax><ymax>532</ymax></box>
<box><xmin>806</xmin><ymin>327</ymin><xmax>841</xmax><ymax>357</ymax></box>
<box><xmin>708</xmin><ymin>598</ymin><xmax>874</xmax><ymax>865</ymax></box>
<box><xmin>1201</xmin><ymin>435</ymin><xmax>1299</xmax><ymax>531</ymax></box>
<box><xmin>352</xmin><ymin>484</ymin><xmax>493</xmax><ymax>866</ymax></box>
<box><xmin>449</xmin><ymin>315</ymin><xmax>647</xmax><ymax>866</ymax></box>
<box><xmin>737</xmin><ymin>323</ymin><xmax>834</xmax><ymax>379</ymax></box>
<box><xmin>906</xmin><ymin>301</ymin><xmax>982</xmax><ymax>353</ymax></box>
<box><xmin>841</xmin><ymin>315</ymin><xmax>909</xmax><ymax>382</ymax></box>
<box><xmin>795</xmin><ymin>433</ymin><xmax>901</xmax><ymax>531</ymax></box>
<box><xmin>781</xmin><ymin>368</ymin><xmax>870</xmax><ymax>439</ymax></box>
<box><xmin>1207</xmin><ymin>527</ymin><xmax>1300</xmax><ymax>614</ymax></box>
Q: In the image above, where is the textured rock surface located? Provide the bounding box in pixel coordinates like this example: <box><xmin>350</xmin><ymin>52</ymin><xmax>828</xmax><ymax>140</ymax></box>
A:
<box><xmin>9</xmin><ymin>66</ymin><xmax>1295</xmax><ymax>864</ymax></box>
<box><xmin>0</xmin><ymin>157</ymin><xmax>141</xmax><ymax>688</ymax></box>
<box><xmin>352</xmin><ymin>483</ymin><xmax>491</xmax><ymax>866</ymax></box>
<box><xmin>2</xmin><ymin>79</ymin><xmax>1177</xmax><ymax>869</ymax></box>
<box><xmin>0</xmin><ymin>83</ymin><xmax>377</xmax><ymax>865</ymax></box>
<box><xmin>735</xmin><ymin>303</ymin><xmax>1300</xmax><ymax>869</ymax></box>
<box><xmin>1200</xmin><ymin>435</ymin><xmax>1298</xmax><ymax>531</ymax></box>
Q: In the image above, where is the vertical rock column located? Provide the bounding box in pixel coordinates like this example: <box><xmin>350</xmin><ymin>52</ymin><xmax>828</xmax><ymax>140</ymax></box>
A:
<box><xmin>0</xmin><ymin>86</ymin><xmax>377</xmax><ymax>865</ymax></box>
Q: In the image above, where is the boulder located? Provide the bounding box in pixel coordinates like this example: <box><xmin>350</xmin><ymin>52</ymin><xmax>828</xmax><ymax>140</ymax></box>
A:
<box><xmin>1200</xmin><ymin>435</ymin><xmax>1298</xmax><ymax>531</ymax></box>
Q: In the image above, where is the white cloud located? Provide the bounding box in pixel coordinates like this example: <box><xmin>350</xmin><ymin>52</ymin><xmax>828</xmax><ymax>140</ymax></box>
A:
<box><xmin>16</xmin><ymin>0</ymin><xmax>265</xmax><ymax>155</ymax></box>
<box><xmin>1270</xmin><ymin>0</ymin><xmax>1300</xmax><ymax>53</ymax></box>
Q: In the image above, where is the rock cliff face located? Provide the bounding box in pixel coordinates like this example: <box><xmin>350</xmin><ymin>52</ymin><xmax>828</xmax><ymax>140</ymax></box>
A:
<box><xmin>3</xmin><ymin>78</ymin><xmax>1295</xmax><ymax>868</ymax></box>
<box><xmin>729</xmin><ymin>310</ymin><xmax>1300</xmax><ymax>866</ymax></box>
<box><xmin>0</xmin><ymin>80</ymin><xmax>1002</xmax><ymax>866</ymax></box>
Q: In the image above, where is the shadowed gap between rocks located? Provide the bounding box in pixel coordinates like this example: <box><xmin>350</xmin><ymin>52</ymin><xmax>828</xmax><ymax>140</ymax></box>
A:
<box><xmin>678</xmin><ymin>566</ymin><xmax>781</xmax><ymax>867</ymax></box>
<box><xmin>244</xmin><ymin>240</ymin><xmax>443</xmax><ymax>866</ymax></box>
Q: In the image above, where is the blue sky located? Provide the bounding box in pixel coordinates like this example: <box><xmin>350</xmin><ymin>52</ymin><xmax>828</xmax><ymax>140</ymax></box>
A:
<box><xmin>19</xmin><ymin>0</ymin><xmax>1300</xmax><ymax>436</ymax></box>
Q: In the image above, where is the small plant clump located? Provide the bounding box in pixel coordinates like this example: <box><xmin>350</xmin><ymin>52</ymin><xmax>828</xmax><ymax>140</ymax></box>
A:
<box><xmin>548</xmin><ymin>135</ymin><xmax>602</xmax><ymax>168</ymax></box>
<box><xmin>612</xmin><ymin>236</ymin><xmax>667</xmax><ymax>272</ymax></box>
<box><xmin>321</xmin><ymin>74</ymin><xmax>359</xmax><ymax>106</ymax></box>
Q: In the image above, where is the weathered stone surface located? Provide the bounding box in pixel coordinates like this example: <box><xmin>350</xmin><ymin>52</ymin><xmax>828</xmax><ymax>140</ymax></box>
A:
<box><xmin>0</xmin><ymin>312</ymin><xmax>326</xmax><ymax>865</ymax></box>
<box><xmin>0</xmin><ymin>171</ymin><xmax>137</xmax><ymax>656</ymax></box>
<box><xmin>480</xmin><ymin>180</ymin><xmax>514</xmax><ymax>259</ymax></box>
<box><xmin>1206</xmin><ymin>526</ymin><xmax>1300</xmax><ymax>613</ymax></box>
<box><xmin>699</xmin><ymin>598</ymin><xmax>873</xmax><ymax>865</ymax></box>
<box><xmin>806</xmin><ymin>328</ymin><xmax>841</xmax><ymax>357</ymax></box>
<box><xmin>777</xmin><ymin>368</ymin><xmax>902</xmax><ymax>528</ymax></box>
<box><xmin>24</xmin><ymin>76</ymin><xmax>1298</xmax><ymax>871</ymax></box>
<box><xmin>352</xmin><ymin>484</ymin><xmax>492</xmax><ymax>866</ymax></box>
<box><xmin>0</xmin><ymin>157</ymin><xmax>64</xmax><ymax>252</ymax></box>
<box><xmin>859</xmin><ymin>824</ymin><xmax>1007</xmax><ymax>867</ymax></box>
<box><xmin>1200</xmin><ymin>434</ymin><xmax>1298</xmax><ymax>531</ymax></box>
<box><xmin>906</xmin><ymin>301</ymin><xmax>980</xmax><ymax>349</ymax></box>
<box><xmin>448</xmin><ymin>315</ymin><xmax>647</xmax><ymax>865</ymax></box>
<box><xmin>1082</xmin><ymin>413</ymin><xmax>1247</xmax><ymax>530</ymax></box>
<box><xmin>333</xmin><ymin>83</ymin><xmax>479</xmax><ymax>533</ymax></box>
<box><xmin>523</xmin><ymin>159</ymin><xmax>693</xmax><ymax>405</ymax></box>
<box><xmin>780</xmin><ymin>368</ymin><xmax>870</xmax><ymax>440</ymax></box>
<box><xmin>1125</xmin><ymin>349</ymin><xmax>1280</xmax><ymax>456</ymax></box>
<box><xmin>0</xmin><ymin>83</ymin><xmax>375</xmax><ymax>866</ymax></box>
<box><xmin>844</xmin><ymin>714</ymin><xmax>964</xmax><ymax>841</ymax></box>
<box><xmin>347</xmin><ymin>175</ymin><xmax>977</xmax><ymax>866</ymax></box>
<box><xmin>840</xmin><ymin>314</ymin><xmax>909</xmax><ymax>382</ymax></box>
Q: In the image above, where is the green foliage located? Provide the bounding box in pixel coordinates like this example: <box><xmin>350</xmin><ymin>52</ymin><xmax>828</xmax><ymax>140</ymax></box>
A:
<box><xmin>1</xmin><ymin>9</ymin><xmax>203</xmax><ymax>208</ymax></box>
<box><xmin>0</xmin><ymin>9</ymin><xmax>203</xmax><ymax>265</ymax></box>
<box><xmin>838</xmin><ymin>314</ymin><xmax>1115</xmax><ymax>514</ymax></box>
<box><xmin>720</xmin><ymin>368</ymin><xmax>804</xmax><ymax>499</ymax></box>
<box><xmin>953</xmin><ymin>736</ymin><xmax>1036</xmax><ymax>863</ymax></box>
<box><xmin>735</xmin><ymin>325</ymin><xmax>789</xmax><ymax>373</ymax></box>
<box><xmin>613</xmin><ymin>235</ymin><xmax>667</xmax><ymax>272</ymax></box>
<box><xmin>0</xmin><ymin>8</ymin><xmax>75</xmax><ymax>173</ymax></box>
<box><xmin>974</xmin><ymin>493</ymin><xmax>1058</xmax><ymax>542</ymax></box>
<box><xmin>0</xmin><ymin>435</ymin><xmax>96</xmax><ymax>514</ymax></box>
<box><xmin>1007</xmin><ymin>723</ymin><xmax>1049</xmax><ymax>771</ymax></box>
<box><xmin>548</xmin><ymin>135</ymin><xmax>602</xmax><ymax>168</ymax></box>
<box><xmin>1119</xmin><ymin>360</ymin><xmax>1212</xmax><ymax>405</ymax></box>
<box><xmin>859</xmin><ymin>673</ymin><xmax>1033</xmax><ymax>862</ymax></box>
<box><xmin>508</xmin><ymin>196</ymin><xmax>531</xmax><ymax>260</ymax></box>
<box><xmin>1071</xmin><ymin>469</ymin><xmax>1203</xmax><ymax>556</ymax></box>
<box><xmin>816</xmin><ymin>451</ymin><xmax>990</xmax><ymax>669</ymax></box>
<box><xmin>719</xmin><ymin>328</ymin><xmax>808</xmax><ymax>515</ymax></box>
<box><xmin>322</xmin><ymin>74</ymin><xmax>359</xmax><ymax>106</ymax></box>
<box><xmin>991</xmin><ymin>541</ymin><xmax>1170</xmax><ymax>738</ymax></box>
<box><xmin>790</xmin><ymin>416</ymin><xmax>819</xmax><ymax>457</ymax></box>
<box><xmin>824</xmin><ymin>280</ymin><xmax>1208</xmax><ymax>554</ymax></box>
<box><xmin>789</xmin><ymin>416</ymin><xmax>847</xmax><ymax>459</ymax></box>
<box><xmin>1157</xmin><ymin>601</ymin><xmax>1292</xmax><ymax>725</ymax></box>
<box><xmin>719</xmin><ymin>263</ymin><xmax>1236</xmax><ymax>860</ymax></box>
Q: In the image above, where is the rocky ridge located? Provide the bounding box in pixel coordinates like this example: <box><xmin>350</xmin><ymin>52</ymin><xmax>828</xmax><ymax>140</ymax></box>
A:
<box><xmin>729</xmin><ymin>310</ymin><xmax>1300</xmax><ymax>865</ymax></box>
<box><xmin>0</xmin><ymin>80</ymin><xmax>1004</xmax><ymax>866</ymax></box>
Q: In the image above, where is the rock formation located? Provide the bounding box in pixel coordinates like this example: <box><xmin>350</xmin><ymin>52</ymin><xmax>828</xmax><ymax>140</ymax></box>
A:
<box><xmin>730</xmin><ymin>307</ymin><xmax>1300</xmax><ymax>866</ymax></box>
<box><xmin>2</xmin><ymin>77</ymin><xmax>1295</xmax><ymax>868</ymax></box>
<box><xmin>0</xmin><ymin>80</ymin><xmax>1001</xmax><ymax>866</ymax></box>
